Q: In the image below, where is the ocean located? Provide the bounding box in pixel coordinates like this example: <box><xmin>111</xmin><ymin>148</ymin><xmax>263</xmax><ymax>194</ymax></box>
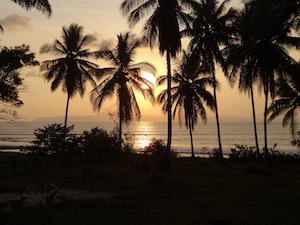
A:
<box><xmin>0</xmin><ymin>120</ymin><xmax>298</xmax><ymax>156</ymax></box>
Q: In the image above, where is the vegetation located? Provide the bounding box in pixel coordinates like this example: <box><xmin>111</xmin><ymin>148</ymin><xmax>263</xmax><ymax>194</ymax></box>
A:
<box><xmin>157</xmin><ymin>51</ymin><xmax>215</xmax><ymax>157</ymax></box>
<box><xmin>121</xmin><ymin>0</ymin><xmax>192</xmax><ymax>154</ymax></box>
<box><xmin>40</xmin><ymin>23</ymin><xmax>99</xmax><ymax>127</ymax></box>
<box><xmin>2</xmin><ymin>1</ymin><xmax>300</xmax><ymax>223</ymax></box>
<box><xmin>1</xmin><ymin>152</ymin><xmax>300</xmax><ymax>225</ymax></box>
<box><xmin>90</xmin><ymin>32</ymin><xmax>156</xmax><ymax>151</ymax></box>
<box><xmin>0</xmin><ymin>45</ymin><xmax>39</xmax><ymax>121</ymax></box>
<box><xmin>0</xmin><ymin>0</ymin><xmax>52</xmax><ymax>32</ymax></box>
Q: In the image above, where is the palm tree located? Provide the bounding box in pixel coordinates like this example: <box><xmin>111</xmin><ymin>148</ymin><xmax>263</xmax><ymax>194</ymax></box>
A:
<box><xmin>40</xmin><ymin>23</ymin><xmax>98</xmax><ymax>127</ymax></box>
<box><xmin>224</xmin><ymin>9</ymin><xmax>263</xmax><ymax>156</ymax></box>
<box><xmin>243</xmin><ymin>0</ymin><xmax>299</xmax><ymax>151</ymax></box>
<box><xmin>181</xmin><ymin>0</ymin><xmax>238</xmax><ymax>158</ymax></box>
<box><xmin>157</xmin><ymin>51</ymin><xmax>215</xmax><ymax>157</ymax></box>
<box><xmin>90</xmin><ymin>32</ymin><xmax>156</xmax><ymax>151</ymax></box>
<box><xmin>121</xmin><ymin>0</ymin><xmax>192</xmax><ymax>155</ymax></box>
<box><xmin>267</xmin><ymin>66</ymin><xmax>300</xmax><ymax>139</ymax></box>
<box><xmin>11</xmin><ymin>0</ymin><xmax>52</xmax><ymax>17</ymax></box>
<box><xmin>1</xmin><ymin>0</ymin><xmax>52</xmax><ymax>32</ymax></box>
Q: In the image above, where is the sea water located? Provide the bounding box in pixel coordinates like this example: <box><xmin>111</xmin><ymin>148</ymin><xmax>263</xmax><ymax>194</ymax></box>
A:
<box><xmin>0</xmin><ymin>121</ymin><xmax>298</xmax><ymax>156</ymax></box>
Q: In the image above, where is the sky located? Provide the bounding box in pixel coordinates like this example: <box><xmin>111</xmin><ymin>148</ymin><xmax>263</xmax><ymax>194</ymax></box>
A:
<box><xmin>0</xmin><ymin>0</ymin><xmax>289</xmax><ymax>123</ymax></box>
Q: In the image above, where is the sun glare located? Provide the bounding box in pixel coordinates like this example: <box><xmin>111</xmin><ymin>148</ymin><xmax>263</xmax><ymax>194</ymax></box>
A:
<box><xmin>141</xmin><ymin>71</ymin><xmax>156</xmax><ymax>89</ymax></box>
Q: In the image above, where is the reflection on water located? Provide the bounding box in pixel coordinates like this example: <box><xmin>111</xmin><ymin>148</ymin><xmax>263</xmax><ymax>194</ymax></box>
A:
<box><xmin>124</xmin><ymin>121</ymin><xmax>155</xmax><ymax>150</ymax></box>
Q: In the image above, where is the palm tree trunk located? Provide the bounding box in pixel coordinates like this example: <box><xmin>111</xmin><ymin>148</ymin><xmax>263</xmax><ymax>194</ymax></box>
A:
<box><xmin>188</xmin><ymin>116</ymin><xmax>195</xmax><ymax>158</ymax></box>
<box><xmin>64</xmin><ymin>94</ymin><xmax>70</xmax><ymax>128</ymax></box>
<box><xmin>250</xmin><ymin>84</ymin><xmax>260</xmax><ymax>157</ymax></box>
<box><xmin>166</xmin><ymin>49</ymin><xmax>172</xmax><ymax>156</ymax></box>
<box><xmin>118</xmin><ymin>89</ymin><xmax>123</xmax><ymax>152</ymax></box>
<box><xmin>212</xmin><ymin>71</ymin><xmax>223</xmax><ymax>159</ymax></box>
<box><xmin>264</xmin><ymin>84</ymin><xmax>269</xmax><ymax>152</ymax></box>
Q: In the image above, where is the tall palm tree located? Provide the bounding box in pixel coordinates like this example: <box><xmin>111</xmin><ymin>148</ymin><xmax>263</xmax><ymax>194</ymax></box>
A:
<box><xmin>243</xmin><ymin>0</ymin><xmax>299</xmax><ymax>151</ymax></box>
<box><xmin>121</xmin><ymin>0</ymin><xmax>192</xmax><ymax>155</ymax></box>
<box><xmin>224</xmin><ymin>9</ymin><xmax>263</xmax><ymax>156</ymax></box>
<box><xmin>157</xmin><ymin>51</ymin><xmax>215</xmax><ymax>157</ymax></box>
<box><xmin>182</xmin><ymin>0</ymin><xmax>238</xmax><ymax>158</ymax></box>
<box><xmin>40</xmin><ymin>23</ymin><xmax>98</xmax><ymax>127</ymax></box>
<box><xmin>90</xmin><ymin>32</ymin><xmax>156</xmax><ymax>151</ymax></box>
<box><xmin>267</xmin><ymin>66</ymin><xmax>300</xmax><ymax>139</ymax></box>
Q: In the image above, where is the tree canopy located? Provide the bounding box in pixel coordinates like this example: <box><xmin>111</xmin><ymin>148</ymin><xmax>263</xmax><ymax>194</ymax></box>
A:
<box><xmin>0</xmin><ymin>44</ymin><xmax>39</xmax><ymax>120</ymax></box>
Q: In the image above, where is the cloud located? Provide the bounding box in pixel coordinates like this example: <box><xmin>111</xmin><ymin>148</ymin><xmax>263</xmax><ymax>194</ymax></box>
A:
<box><xmin>0</xmin><ymin>14</ymin><xmax>31</xmax><ymax>31</ymax></box>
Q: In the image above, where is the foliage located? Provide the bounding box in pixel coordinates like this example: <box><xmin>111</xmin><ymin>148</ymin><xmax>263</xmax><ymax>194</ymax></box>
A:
<box><xmin>79</xmin><ymin>127</ymin><xmax>120</xmax><ymax>156</ymax></box>
<box><xmin>40</xmin><ymin>23</ymin><xmax>98</xmax><ymax>127</ymax></box>
<box><xmin>229</xmin><ymin>145</ymin><xmax>258</xmax><ymax>160</ymax></box>
<box><xmin>291</xmin><ymin>132</ymin><xmax>300</xmax><ymax>148</ymax></box>
<box><xmin>143</xmin><ymin>138</ymin><xmax>177</xmax><ymax>159</ymax></box>
<box><xmin>0</xmin><ymin>183</ymin><xmax>67</xmax><ymax>225</ymax></box>
<box><xmin>90</xmin><ymin>32</ymin><xmax>155</xmax><ymax>150</ymax></box>
<box><xmin>30</xmin><ymin>124</ymin><xmax>80</xmax><ymax>155</ymax></box>
<box><xmin>0</xmin><ymin>45</ymin><xmax>39</xmax><ymax>121</ymax></box>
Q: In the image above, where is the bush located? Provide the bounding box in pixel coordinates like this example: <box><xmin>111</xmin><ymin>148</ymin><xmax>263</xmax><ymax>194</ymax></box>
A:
<box><xmin>142</xmin><ymin>138</ymin><xmax>177</xmax><ymax>158</ymax></box>
<box><xmin>79</xmin><ymin>127</ymin><xmax>119</xmax><ymax>157</ymax></box>
<box><xmin>30</xmin><ymin>124</ymin><xmax>81</xmax><ymax>155</ymax></box>
<box><xmin>229</xmin><ymin>144</ymin><xmax>257</xmax><ymax>160</ymax></box>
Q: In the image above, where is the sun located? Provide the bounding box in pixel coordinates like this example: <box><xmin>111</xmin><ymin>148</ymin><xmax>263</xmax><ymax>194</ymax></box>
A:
<box><xmin>141</xmin><ymin>71</ymin><xmax>156</xmax><ymax>89</ymax></box>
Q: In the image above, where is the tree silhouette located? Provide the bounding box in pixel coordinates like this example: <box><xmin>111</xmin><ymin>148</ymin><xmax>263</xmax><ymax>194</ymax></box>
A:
<box><xmin>90</xmin><ymin>32</ymin><xmax>156</xmax><ymax>151</ymax></box>
<box><xmin>157</xmin><ymin>51</ymin><xmax>215</xmax><ymax>157</ymax></box>
<box><xmin>121</xmin><ymin>0</ymin><xmax>191</xmax><ymax>155</ymax></box>
<box><xmin>182</xmin><ymin>0</ymin><xmax>238</xmax><ymax>158</ymax></box>
<box><xmin>243</xmin><ymin>0</ymin><xmax>299</xmax><ymax>151</ymax></box>
<box><xmin>267</xmin><ymin>66</ymin><xmax>300</xmax><ymax>139</ymax></box>
<box><xmin>40</xmin><ymin>23</ymin><xmax>98</xmax><ymax>127</ymax></box>
<box><xmin>1</xmin><ymin>0</ymin><xmax>52</xmax><ymax>32</ymax></box>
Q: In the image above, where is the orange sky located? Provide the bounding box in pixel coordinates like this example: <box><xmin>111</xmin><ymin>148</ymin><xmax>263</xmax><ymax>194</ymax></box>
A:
<box><xmin>0</xmin><ymin>0</ymin><xmax>290</xmax><ymax>123</ymax></box>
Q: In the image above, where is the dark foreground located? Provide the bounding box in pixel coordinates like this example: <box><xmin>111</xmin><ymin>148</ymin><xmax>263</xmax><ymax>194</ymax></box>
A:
<box><xmin>0</xmin><ymin>153</ymin><xmax>300</xmax><ymax>225</ymax></box>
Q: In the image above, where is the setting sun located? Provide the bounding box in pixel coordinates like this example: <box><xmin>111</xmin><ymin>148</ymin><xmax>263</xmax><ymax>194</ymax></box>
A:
<box><xmin>141</xmin><ymin>71</ymin><xmax>156</xmax><ymax>89</ymax></box>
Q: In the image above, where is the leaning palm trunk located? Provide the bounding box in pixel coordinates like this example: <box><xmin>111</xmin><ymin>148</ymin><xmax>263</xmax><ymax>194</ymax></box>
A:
<box><xmin>64</xmin><ymin>94</ymin><xmax>70</xmax><ymax>128</ymax></box>
<box><xmin>250</xmin><ymin>84</ymin><xmax>260</xmax><ymax>157</ymax></box>
<box><xmin>166</xmin><ymin>50</ymin><xmax>172</xmax><ymax>156</ymax></box>
<box><xmin>188</xmin><ymin>116</ymin><xmax>195</xmax><ymax>158</ymax></box>
<box><xmin>212</xmin><ymin>72</ymin><xmax>223</xmax><ymax>159</ymax></box>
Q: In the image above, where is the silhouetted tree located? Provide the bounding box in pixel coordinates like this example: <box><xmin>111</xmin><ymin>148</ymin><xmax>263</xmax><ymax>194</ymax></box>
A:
<box><xmin>182</xmin><ymin>0</ymin><xmax>238</xmax><ymax>158</ymax></box>
<box><xmin>242</xmin><ymin>0</ymin><xmax>299</xmax><ymax>150</ymax></box>
<box><xmin>0</xmin><ymin>44</ymin><xmax>39</xmax><ymax>120</ymax></box>
<box><xmin>267</xmin><ymin>66</ymin><xmax>300</xmax><ymax>139</ymax></box>
<box><xmin>224</xmin><ymin>10</ymin><xmax>262</xmax><ymax>156</ymax></box>
<box><xmin>90</xmin><ymin>32</ymin><xmax>156</xmax><ymax>151</ymax></box>
<box><xmin>121</xmin><ymin>0</ymin><xmax>192</xmax><ymax>155</ymax></box>
<box><xmin>157</xmin><ymin>51</ymin><xmax>215</xmax><ymax>157</ymax></box>
<box><xmin>1</xmin><ymin>0</ymin><xmax>52</xmax><ymax>32</ymax></box>
<box><xmin>40</xmin><ymin>23</ymin><xmax>98</xmax><ymax>127</ymax></box>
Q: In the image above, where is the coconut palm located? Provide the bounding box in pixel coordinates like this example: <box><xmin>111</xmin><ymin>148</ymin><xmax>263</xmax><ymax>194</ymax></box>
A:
<box><xmin>224</xmin><ymin>9</ymin><xmax>263</xmax><ymax>156</ymax></box>
<box><xmin>121</xmin><ymin>0</ymin><xmax>192</xmax><ymax>154</ymax></box>
<box><xmin>40</xmin><ymin>23</ymin><xmax>98</xmax><ymax>127</ymax></box>
<box><xmin>267</xmin><ymin>66</ymin><xmax>300</xmax><ymax>139</ymax></box>
<box><xmin>90</xmin><ymin>32</ymin><xmax>156</xmax><ymax>151</ymax></box>
<box><xmin>242</xmin><ymin>0</ymin><xmax>299</xmax><ymax>151</ymax></box>
<box><xmin>181</xmin><ymin>0</ymin><xmax>238</xmax><ymax>158</ymax></box>
<box><xmin>11</xmin><ymin>0</ymin><xmax>52</xmax><ymax>16</ymax></box>
<box><xmin>1</xmin><ymin>0</ymin><xmax>51</xmax><ymax>32</ymax></box>
<box><xmin>157</xmin><ymin>51</ymin><xmax>215</xmax><ymax>157</ymax></box>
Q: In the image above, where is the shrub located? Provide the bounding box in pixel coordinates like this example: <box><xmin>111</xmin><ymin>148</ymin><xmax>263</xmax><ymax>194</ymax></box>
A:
<box><xmin>79</xmin><ymin>127</ymin><xmax>119</xmax><ymax>156</ymax></box>
<box><xmin>30</xmin><ymin>124</ymin><xmax>81</xmax><ymax>155</ymax></box>
<box><xmin>229</xmin><ymin>144</ymin><xmax>257</xmax><ymax>160</ymax></box>
<box><xmin>142</xmin><ymin>138</ymin><xmax>177</xmax><ymax>158</ymax></box>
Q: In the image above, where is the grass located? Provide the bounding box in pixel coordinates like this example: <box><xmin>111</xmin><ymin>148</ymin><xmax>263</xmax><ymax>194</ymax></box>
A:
<box><xmin>1</xmin><ymin>153</ymin><xmax>300</xmax><ymax>225</ymax></box>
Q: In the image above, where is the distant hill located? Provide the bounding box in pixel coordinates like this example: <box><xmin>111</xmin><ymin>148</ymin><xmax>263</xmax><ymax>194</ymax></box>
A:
<box><xmin>32</xmin><ymin>114</ymin><xmax>166</xmax><ymax>123</ymax></box>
